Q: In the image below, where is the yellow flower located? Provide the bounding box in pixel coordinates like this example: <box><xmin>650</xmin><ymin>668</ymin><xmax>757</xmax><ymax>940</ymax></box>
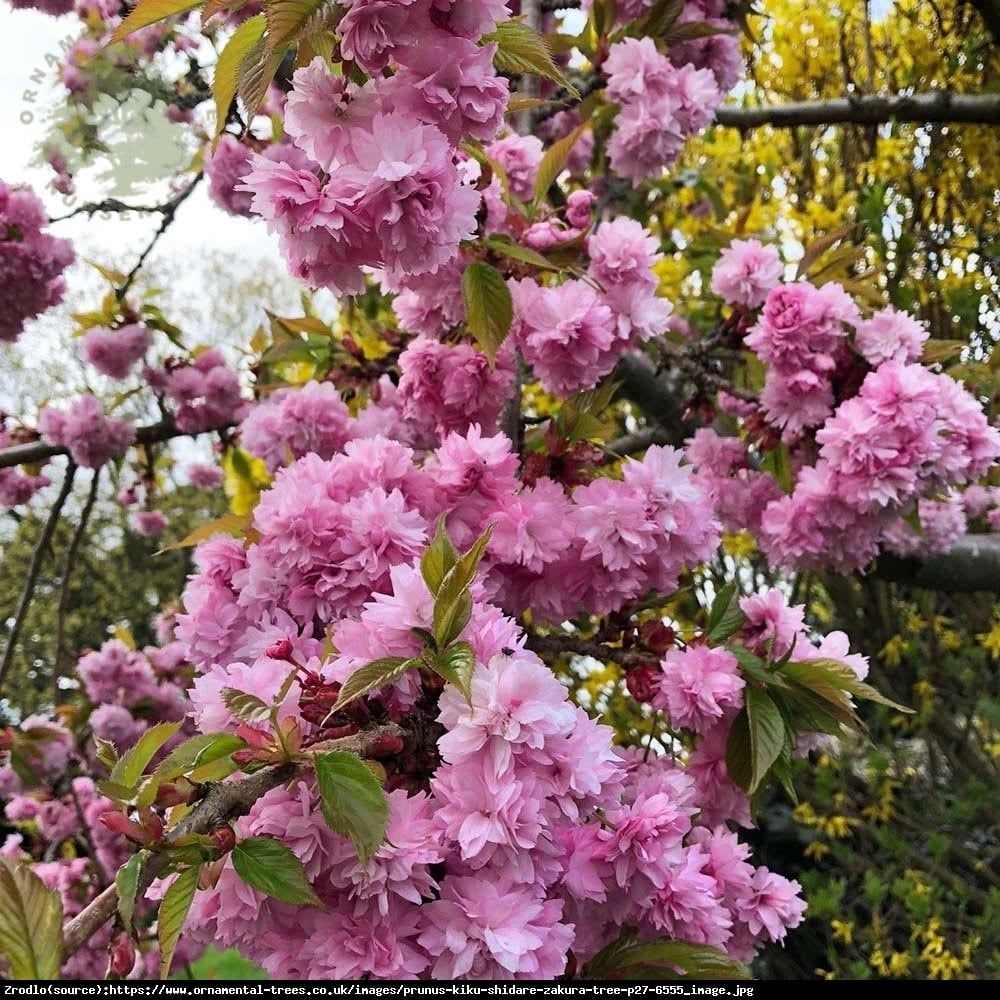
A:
<box><xmin>804</xmin><ymin>841</ymin><xmax>830</xmax><ymax>860</ymax></box>
<box><xmin>887</xmin><ymin>952</ymin><xmax>911</xmax><ymax>977</ymax></box>
<box><xmin>879</xmin><ymin>635</ymin><xmax>907</xmax><ymax>667</ymax></box>
<box><xmin>831</xmin><ymin>920</ymin><xmax>854</xmax><ymax>944</ymax></box>
<box><xmin>721</xmin><ymin>531</ymin><xmax>757</xmax><ymax>558</ymax></box>
<box><xmin>977</xmin><ymin>621</ymin><xmax>1000</xmax><ymax>659</ymax></box>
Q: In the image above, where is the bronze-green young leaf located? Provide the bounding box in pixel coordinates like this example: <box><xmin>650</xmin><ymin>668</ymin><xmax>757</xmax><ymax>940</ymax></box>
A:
<box><xmin>332</xmin><ymin>657</ymin><xmax>417</xmax><ymax>713</ymax></box>
<box><xmin>0</xmin><ymin>859</ymin><xmax>63</xmax><ymax>980</ymax></box>
<box><xmin>157</xmin><ymin>863</ymin><xmax>201</xmax><ymax>979</ymax></box>
<box><xmin>461</xmin><ymin>262</ymin><xmax>513</xmax><ymax>362</ymax></box>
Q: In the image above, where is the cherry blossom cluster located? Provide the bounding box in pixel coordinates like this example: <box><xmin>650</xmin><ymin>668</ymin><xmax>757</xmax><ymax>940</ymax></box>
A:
<box><xmin>696</xmin><ymin>240</ymin><xmax>1000</xmax><ymax>570</ymax></box>
<box><xmin>143</xmin><ymin>348</ymin><xmax>247</xmax><ymax>435</ymax></box>
<box><xmin>1</xmin><ymin>632</ymin><xmax>197</xmax><ymax>977</ymax></box>
<box><xmin>0</xmin><ymin>420</ymin><xmax>51</xmax><ymax>508</ymax></box>
<box><xmin>241</xmin><ymin>0</ymin><xmax>513</xmax><ymax>295</ymax></box>
<box><xmin>38</xmin><ymin>395</ymin><xmax>136</xmax><ymax>469</ymax></box>
<box><xmin>179</xmin><ymin>553</ymin><xmax>804</xmax><ymax>978</ymax></box>
<box><xmin>0</xmin><ymin>180</ymin><xmax>74</xmax><ymax>343</ymax></box>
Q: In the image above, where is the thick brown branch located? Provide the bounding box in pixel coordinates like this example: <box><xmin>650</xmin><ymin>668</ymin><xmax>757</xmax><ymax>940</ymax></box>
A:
<box><xmin>61</xmin><ymin>723</ymin><xmax>404</xmax><ymax>961</ymax></box>
<box><xmin>0</xmin><ymin>463</ymin><xmax>77</xmax><ymax>691</ymax></box>
<box><xmin>873</xmin><ymin>535</ymin><xmax>1000</xmax><ymax>593</ymax></box>
<box><xmin>716</xmin><ymin>93</ymin><xmax>1000</xmax><ymax>129</ymax></box>
<box><xmin>527</xmin><ymin>633</ymin><xmax>650</xmax><ymax>667</ymax></box>
<box><xmin>0</xmin><ymin>419</ymin><xmax>232</xmax><ymax>471</ymax></box>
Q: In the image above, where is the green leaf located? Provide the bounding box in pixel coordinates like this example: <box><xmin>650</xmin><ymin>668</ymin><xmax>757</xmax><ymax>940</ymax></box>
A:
<box><xmin>232</xmin><ymin>837</ymin><xmax>323</xmax><ymax>907</ymax></box>
<box><xmin>784</xmin><ymin>658</ymin><xmax>914</xmax><ymax>713</ymax></box>
<box><xmin>485</xmin><ymin>19</ymin><xmax>580</xmax><ymax>97</ymax></box>
<box><xmin>263</xmin><ymin>0</ymin><xmax>327</xmax><ymax>54</ymax></box>
<box><xmin>483</xmin><ymin>235</ymin><xmax>561</xmax><ymax>271</ymax></box>
<box><xmin>430</xmin><ymin>641</ymin><xmax>476</xmax><ymax>703</ymax></box>
<box><xmin>109</xmin><ymin>0</ymin><xmax>202</xmax><ymax>45</ymax></box>
<box><xmin>533</xmin><ymin>119</ymin><xmax>591</xmax><ymax>206</ymax></box>
<box><xmin>639</xmin><ymin>0</ymin><xmax>685</xmax><ymax>37</ymax></box>
<box><xmin>744</xmin><ymin>686</ymin><xmax>786</xmax><ymax>793</ymax></box>
<box><xmin>0</xmin><ymin>858</ymin><xmax>63</xmax><ymax>980</ymax></box>
<box><xmin>421</xmin><ymin>516</ymin><xmax>459</xmax><ymax>595</ymax></box>
<box><xmin>705</xmin><ymin>582</ymin><xmax>746</xmax><ymax>643</ymax></box>
<box><xmin>212</xmin><ymin>14</ymin><xmax>267</xmax><ymax>141</ymax></box>
<box><xmin>727</xmin><ymin>647</ymin><xmax>776</xmax><ymax>686</ymax></box>
<box><xmin>110</xmin><ymin>722</ymin><xmax>182</xmax><ymax>790</ymax></box>
<box><xmin>314</xmin><ymin>751</ymin><xmax>390</xmax><ymax>866</ymax></box>
<box><xmin>761</xmin><ymin>442</ymin><xmax>794</xmax><ymax>494</ymax></box>
<box><xmin>94</xmin><ymin>736</ymin><xmax>119</xmax><ymax>772</ymax></box>
<box><xmin>461</xmin><ymin>262</ymin><xmax>513</xmax><ymax>362</ymax></box>
<box><xmin>664</xmin><ymin>19</ymin><xmax>735</xmax><ymax>44</ymax></box>
<box><xmin>433</xmin><ymin>526</ymin><xmax>494</xmax><ymax>647</ymax></box>
<box><xmin>116</xmin><ymin>852</ymin><xmax>144</xmax><ymax>933</ymax></box>
<box><xmin>221</xmin><ymin>688</ymin><xmax>272</xmax><ymax>724</ymax></box>
<box><xmin>237</xmin><ymin>34</ymin><xmax>288</xmax><ymax>120</ymax></box>
<box><xmin>157</xmin><ymin>864</ymin><xmax>200</xmax><ymax>979</ymax></box>
<box><xmin>586</xmin><ymin>930</ymin><xmax>749</xmax><ymax>980</ymax></box>
<box><xmin>725</xmin><ymin>706</ymin><xmax>753</xmax><ymax>792</ymax></box>
<box><xmin>332</xmin><ymin>657</ymin><xmax>417</xmax><ymax>713</ymax></box>
<box><xmin>774</xmin><ymin>686</ymin><xmax>856</xmax><ymax>736</ymax></box>
<box><xmin>138</xmin><ymin>733</ymin><xmax>247</xmax><ymax>806</ymax></box>
<box><xmin>590</xmin><ymin>0</ymin><xmax>618</xmax><ymax>37</ymax></box>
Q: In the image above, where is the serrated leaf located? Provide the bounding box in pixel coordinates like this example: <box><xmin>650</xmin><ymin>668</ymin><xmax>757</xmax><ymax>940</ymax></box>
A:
<box><xmin>110</xmin><ymin>722</ymin><xmax>182</xmax><ymax>790</ymax></box>
<box><xmin>433</xmin><ymin>526</ymin><xmax>494</xmax><ymax>647</ymax></box>
<box><xmin>921</xmin><ymin>339</ymin><xmax>965</xmax><ymax>365</ymax></box>
<box><xmin>332</xmin><ymin>657</ymin><xmax>416</xmax><ymax>713</ymax></box>
<box><xmin>263</xmin><ymin>0</ymin><xmax>327</xmax><ymax>54</ymax></box>
<box><xmin>232</xmin><ymin>837</ymin><xmax>323</xmax><ymax>907</ymax></box>
<box><xmin>221</xmin><ymin>688</ymin><xmax>272</xmax><ymax>724</ymax></box>
<box><xmin>94</xmin><ymin>736</ymin><xmax>119</xmax><ymax>772</ymax></box>
<box><xmin>533</xmin><ymin>118</ymin><xmax>591</xmax><ymax>206</ymax></box>
<box><xmin>421</xmin><ymin>516</ymin><xmax>459</xmax><ymax>595</ymax></box>
<box><xmin>0</xmin><ymin>859</ymin><xmax>63</xmax><ymax>980</ymax></box>
<box><xmin>158</xmin><ymin>513</ymin><xmax>247</xmax><ymax>553</ymax></box>
<box><xmin>116</xmin><ymin>852</ymin><xmax>144</xmax><ymax>933</ymax></box>
<box><xmin>138</xmin><ymin>733</ymin><xmax>247</xmax><ymax>806</ymax></box>
<box><xmin>725</xmin><ymin>707</ymin><xmax>753</xmax><ymax>792</ymax></box>
<box><xmin>586</xmin><ymin>930</ymin><xmax>749</xmax><ymax>980</ymax></box>
<box><xmin>462</xmin><ymin>262</ymin><xmax>513</xmax><ymax>362</ymax></box>
<box><xmin>430</xmin><ymin>641</ymin><xmax>476</xmax><ymax>703</ymax></box>
<box><xmin>785</xmin><ymin>659</ymin><xmax>913</xmax><ymax>713</ymax></box>
<box><xmin>485</xmin><ymin>20</ymin><xmax>580</xmax><ymax>97</ymax></box>
<box><xmin>109</xmin><ymin>0</ymin><xmax>202</xmax><ymax>45</ymax></box>
<box><xmin>745</xmin><ymin>686</ymin><xmax>785</xmax><ymax>793</ymax></box>
<box><xmin>796</xmin><ymin>223</ymin><xmax>854</xmax><ymax>279</ymax></box>
<box><xmin>484</xmin><ymin>235</ymin><xmax>561</xmax><ymax>271</ymax></box>
<box><xmin>237</xmin><ymin>35</ymin><xmax>287</xmax><ymax>119</ymax></box>
<box><xmin>664</xmin><ymin>20</ymin><xmax>735</xmax><ymax>44</ymax></box>
<box><xmin>157</xmin><ymin>864</ymin><xmax>200</xmax><ymax>979</ymax></box>
<box><xmin>706</xmin><ymin>582</ymin><xmax>746</xmax><ymax>643</ymax></box>
<box><xmin>314</xmin><ymin>751</ymin><xmax>389</xmax><ymax>866</ymax></box>
<box><xmin>212</xmin><ymin>14</ymin><xmax>267</xmax><ymax>141</ymax></box>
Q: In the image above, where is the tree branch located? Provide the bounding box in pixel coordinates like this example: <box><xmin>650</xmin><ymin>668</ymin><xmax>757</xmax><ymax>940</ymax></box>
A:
<box><xmin>715</xmin><ymin>93</ymin><xmax>1000</xmax><ymax>129</ymax></box>
<box><xmin>62</xmin><ymin>722</ymin><xmax>405</xmax><ymax>960</ymax></box>
<box><xmin>0</xmin><ymin>419</ymin><xmax>231</xmax><ymax>471</ymax></box>
<box><xmin>527</xmin><ymin>632</ymin><xmax>650</xmax><ymax>667</ymax></box>
<box><xmin>873</xmin><ymin>535</ymin><xmax>1000</xmax><ymax>593</ymax></box>
<box><xmin>0</xmin><ymin>463</ymin><xmax>77</xmax><ymax>692</ymax></box>
<box><xmin>53</xmin><ymin>468</ymin><xmax>101</xmax><ymax>703</ymax></box>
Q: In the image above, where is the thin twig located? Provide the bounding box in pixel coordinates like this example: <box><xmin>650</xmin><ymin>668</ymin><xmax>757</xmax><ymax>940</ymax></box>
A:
<box><xmin>0</xmin><ymin>463</ymin><xmax>77</xmax><ymax>692</ymax></box>
<box><xmin>604</xmin><ymin>425</ymin><xmax>672</xmax><ymax>457</ymax></box>
<box><xmin>115</xmin><ymin>173</ymin><xmax>203</xmax><ymax>301</ymax></box>
<box><xmin>53</xmin><ymin>467</ymin><xmax>101</xmax><ymax>704</ymax></box>
<box><xmin>527</xmin><ymin>632</ymin><xmax>650</xmax><ymax>667</ymax></box>
<box><xmin>62</xmin><ymin>722</ymin><xmax>405</xmax><ymax>959</ymax></box>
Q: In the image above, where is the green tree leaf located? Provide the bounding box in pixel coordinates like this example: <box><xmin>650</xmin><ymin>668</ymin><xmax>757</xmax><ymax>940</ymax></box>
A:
<box><xmin>221</xmin><ymin>688</ymin><xmax>272</xmax><ymax>724</ymax></box>
<box><xmin>110</xmin><ymin>721</ymin><xmax>182</xmax><ymax>790</ymax></box>
<box><xmin>420</xmin><ymin>516</ymin><xmax>459</xmax><ymax>596</ymax></box>
<box><xmin>586</xmin><ymin>930</ymin><xmax>749</xmax><ymax>980</ymax></box>
<box><xmin>232</xmin><ymin>837</ymin><xmax>323</xmax><ymax>907</ymax></box>
<box><xmin>212</xmin><ymin>14</ymin><xmax>267</xmax><ymax>141</ymax></box>
<box><xmin>485</xmin><ymin>20</ymin><xmax>580</xmax><ymax>97</ymax></box>
<box><xmin>785</xmin><ymin>658</ymin><xmax>913</xmax><ymax>713</ymax></box>
<box><xmin>745</xmin><ymin>686</ymin><xmax>786</xmax><ymax>793</ymax></box>
<box><xmin>138</xmin><ymin>733</ymin><xmax>247</xmax><ymax>806</ymax></box>
<box><xmin>484</xmin><ymin>235</ymin><xmax>561</xmax><ymax>271</ymax></box>
<box><xmin>706</xmin><ymin>582</ymin><xmax>746</xmax><ymax>644</ymax></box>
<box><xmin>157</xmin><ymin>864</ymin><xmax>201</xmax><ymax>979</ymax></box>
<box><xmin>429</xmin><ymin>641</ymin><xmax>476</xmax><ymax>703</ymax></box>
<box><xmin>158</xmin><ymin>513</ymin><xmax>248</xmax><ymax>553</ymax></box>
<box><xmin>314</xmin><ymin>752</ymin><xmax>389</xmax><ymax>866</ymax></box>
<box><xmin>432</xmin><ymin>526</ymin><xmax>494</xmax><ymax>648</ymax></box>
<box><xmin>461</xmin><ymin>262</ymin><xmax>513</xmax><ymax>362</ymax></box>
<box><xmin>116</xmin><ymin>851</ymin><xmax>144</xmax><ymax>933</ymax></box>
<box><xmin>533</xmin><ymin>119</ymin><xmax>591</xmax><ymax>206</ymax></box>
<box><xmin>109</xmin><ymin>0</ymin><xmax>202</xmax><ymax>45</ymax></box>
<box><xmin>263</xmin><ymin>0</ymin><xmax>327</xmax><ymax>54</ymax></box>
<box><xmin>332</xmin><ymin>657</ymin><xmax>416</xmax><ymax>713</ymax></box>
<box><xmin>0</xmin><ymin>858</ymin><xmax>63</xmax><ymax>980</ymax></box>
